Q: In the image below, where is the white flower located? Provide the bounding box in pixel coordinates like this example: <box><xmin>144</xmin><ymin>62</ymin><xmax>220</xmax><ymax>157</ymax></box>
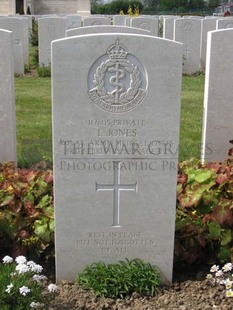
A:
<box><xmin>48</xmin><ymin>283</ymin><xmax>58</xmax><ymax>293</ymax></box>
<box><xmin>19</xmin><ymin>286</ymin><xmax>30</xmax><ymax>296</ymax></box>
<box><xmin>2</xmin><ymin>255</ymin><xmax>13</xmax><ymax>264</ymax></box>
<box><xmin>215</xmin><ymin>270</ymin><xmax>223</xmax><ymax>277</ymax></box>
<box><xmin>223</xmin><ymin>263</ymin><xmax>233</xmax><ymax>272</ymax></box>
<box><xmin>16</xmin><ymin>263</ymin><xmax>30</xmax><ymax>274</ymax></box>
<box><xmin>5</xmin><ymin>283</ymin><xmax>13</xmax><ymax>294</ymax></box>
<box><xmin>206</xmin><ymin>274</ymin><xmax>213</xmax><ymax>279</ymax></box>
<box><xmin>210</xmin><ymin>265</ymin><xmax>219</xmax><ymax>273</ymax></box>
<box><xmin>32</xmin><ymin>264</ymin><xmax>43</xmax><ymax>273</ymax></box>
<box><xmin>225</xmin><ymin>278</ymin><xmax>233</xmax><ymax>289</ymax></box>
<box><xmin>10</xmin><ymin>272</ymin><xmax>17</xmax><ymax>277</ymax></box>
<box><xmin>32</xmin><ymin>274</ymin><xmax>47</xmax><ymax>282</ymax></box>
<box><xmin>30</xmin><ymin>301</ymin><xmax>44</xmax><ymax>308</ymax></box>
<box><xmin>226</xmin><ymin>289</ymin><xmax>233</xmax><ymax>297</ymax></box>
<box><xmin>27</xmin><ymin>261</ymin><xmax>43</xmax><ymax>273</ymax></box>
<box><xmin>15</xmin><ymin>255</ymin><xmax>27</xmax><ymax>265</ymax></box>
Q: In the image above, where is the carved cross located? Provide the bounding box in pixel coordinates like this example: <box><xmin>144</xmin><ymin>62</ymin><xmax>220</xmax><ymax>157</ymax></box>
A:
<box><xmin>96</xmin><ymin>161</ymin><xmax>137</xmax><ymax>227</ymax></box>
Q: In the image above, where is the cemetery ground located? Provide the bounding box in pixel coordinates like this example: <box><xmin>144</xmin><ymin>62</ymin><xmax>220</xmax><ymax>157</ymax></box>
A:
<box><xmin>6</xmin><ymin>70</ymin><xmax>233</xmax><ymax>309</ymax></box>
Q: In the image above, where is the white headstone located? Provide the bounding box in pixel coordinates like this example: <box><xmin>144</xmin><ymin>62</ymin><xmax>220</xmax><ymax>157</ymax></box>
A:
<box><xmin>130</xmin><ymin>17</ymin><xmax>158</xmax><ymax>36</ymax></box>
<box><xmin>0</xmin><ymin>29</ymin><xmax>16</xmax><ymax>163</ymax></box>
<box><xmin>163</xmin><ymin>16</ymin><xmax>180</xmax><ymax>40</ymax></box>
<box><xmin>200</xmin><ymin>18</ymin><xmax>216</xmax><ymax>70</ymax></box>
<box><xmin>201</xmin><ymin>29</ymin><xmax>233</xmax><ymax>162</ymax></box>
<box><xmin>0</xmin><ymin>17</ymin><xmax>24</xmax><ymax>74</ymax></box>
<box><xmin>174</xmin><ymin>18</ymin><xmax>202</xmax><ymax>74</ymax></box>
<box><xmin>38</xmin><ymin>17</ymin><xmax>67</xmax><ymax>66</ymax></box>
<box><xmin>83</xmin><ymin>17</ymin><xmax>111</xmax><ymax>26</ymax></box>
<box><xmin>125</xmin><ymin>17</ymin><xmax>131</xmax><ymax>27</ymax></box>
<box><xmin>66</xmin><ymin>25</ymin><xmax>150</xmax><ymax>37</ymax></box>
<box><xmin>217</xmin><ymin>18</ymin><xmax>233</xmax><ymax>30</ymax></box>
<box><xmin>113</xmin><ymin>15</ymin><xmax>127</xmax><ymax>26</ymax></box>
<box><xmin>66</xmin><ymin>14</ymin><xmax>82</xmax><ymax>29</ymax></box>
<box><xmin>52</xmin><ymin>33</ymin><xmax>182</xmax><ymax>283</ymax></box>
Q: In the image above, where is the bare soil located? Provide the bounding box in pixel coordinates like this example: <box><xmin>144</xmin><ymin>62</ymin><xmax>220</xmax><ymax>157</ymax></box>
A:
<box><xmin>47</xmin><ymin>278</ymin><xmax>233</xmax><ymax>310</ymax></box>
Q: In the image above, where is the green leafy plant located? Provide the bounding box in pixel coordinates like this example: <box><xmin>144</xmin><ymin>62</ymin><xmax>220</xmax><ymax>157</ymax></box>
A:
<box><xmin>0</xmin><ymin>255</ymin><xmax>57</xmax><ymax>310</ymax></box>
<box><xmin>0</xmin><ymin>162</ymin><xmax>54</xmax><ymax>262</ymax></box>
<box><xmin>37</xmin><ymin>65</ymin><xmax>51</xmax><ymax>78</ymax></box>
<box><xmin>77</xmin><ymin>258</ymin><xmax>160</xmax><ymax>298</ymax></box>
<box><xmin>175</xmin><ymin>151</ymin><xmax>233</xmax><ymax>265</ymax></box>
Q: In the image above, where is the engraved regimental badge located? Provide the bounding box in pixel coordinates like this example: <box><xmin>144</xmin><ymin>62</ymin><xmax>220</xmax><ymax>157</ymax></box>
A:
<box><xmin>88</xmin><ymin>38</ymin><xmax>148</xmax><ymax>113</ymax></box>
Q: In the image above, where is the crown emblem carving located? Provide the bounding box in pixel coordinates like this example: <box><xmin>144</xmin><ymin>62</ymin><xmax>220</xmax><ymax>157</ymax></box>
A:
<box><xmin>107</xmin><ymin>38</ymin><xmax>128</xmax><ymax>59</ymax></box>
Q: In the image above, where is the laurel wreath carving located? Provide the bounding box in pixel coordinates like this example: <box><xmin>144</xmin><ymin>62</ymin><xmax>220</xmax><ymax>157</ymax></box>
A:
<box><xmin>93</xmin><ymin>59</ymin><xmax>141</xmax><ymax>105</ymax></box>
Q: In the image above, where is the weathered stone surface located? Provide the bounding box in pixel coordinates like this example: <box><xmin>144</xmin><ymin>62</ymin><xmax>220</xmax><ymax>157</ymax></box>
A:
<box><xmin>38</xmin><ymin>17</ymin><xmax>67</xmax><ymax>66</ymax></box>
<box><xmin>0</xmin><ymin>29</ymin><xmax>16</xmax><ymax>163</ymax></box>
<box><xmin>66</xmin><ymin>25</ymin><xmax>150</xmax><ymax>37</ymax></box>
<box><xmin>200</xmin><ymin>18</ymin><xmax>217</xmax><ymax>70</ymax></box>
<box><xmin>201</xmin><ymin>29</ymin><xmax>233</xmax><ymax>162</ymax></box>
<box><xmin>0</xmin><ymin>17</ymin><xmax>24</xmax><ymax>74</ymax></box>
<box><xmin>216</xmin><ymin>18</ymin><xmax>233</xmax><ymax>30</ymax></box>
<box><xmin>83</xmin><ymin>17</ymin><xmax>111</xmax><ymax>26</ymax></box>
<box><xmin>130</xmin><ymin>17</ymin><xmax>158</xmax><ymax>36</ymax></box>
<box><xmin>174</xmin><ymin>18</ymin><xmax>202</xmax><ymax>74</ymax></box>
<box><xmin>52</xmin><ymin>33</ymin><xmax>182</xmax><ymax>283</ymax></box>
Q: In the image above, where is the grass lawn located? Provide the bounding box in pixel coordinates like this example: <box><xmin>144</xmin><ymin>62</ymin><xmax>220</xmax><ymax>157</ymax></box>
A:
<box><xmin>15</xmin><ymin>73</ymin><xmax>205</xmax><ymax>166</ymax></box>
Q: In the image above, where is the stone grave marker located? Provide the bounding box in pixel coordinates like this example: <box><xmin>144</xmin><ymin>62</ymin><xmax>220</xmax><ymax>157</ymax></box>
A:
<box><xmin>52</xmin><ymin>33</ymin><xmax>182</xmax><ymax>282</ymax></box>
<box><xmin>66</xmin><ymin>14</ymin><xmax>82</xmax><ymax>29</ymax></box>
<box><xmin>217</xmin><ymin>18</ymin><xmax>233</xmax><ymax>30</ymax></box>
<box><xmin>201</xmin><ymin>29</ymin><xmax>233</xmax><ymax>162</ymax></box>
<box><xmin>200</xmin><ymin>18</ymin><xmax>217</xmax><ymax>70</ymax></box>
<box><xmin>163</xmin><ymin>16</ymin><xmax>180</xmax><ymax>40</ymax></box>
<box><xmin>174</xmin><ymin>18</ymin><xmax>202</xmax><ymax>74</ymax></box>
<box><xmin>113</xmin><ymin>15</ymin><xmax>127</xmax><ymax>26</ymax></box>
<box><xmin>0</xmin><ymin>29</ymin><xmax>16</xmax><ymax>163</ymax></box>
<box><xmin>0</xmin><ymin>17</ymin><xmax>24</xmax><ymax>74</ymax></box>
<box><xmin>83</xmin><ymin>17</ymin><xmax>111</xmax><ymax>27</ymax></box>
<box><xmin>130</xmin><ymin>17</ymin><xmax>158</xmax><ymax>36</ymax></box>
<box><xmin>66</xmin><ymin>25</ymin><xmax>150</xmax><ymax>37</ymax></box>
<box><xmin>38</xmin><ymin>17</ymin><xmax>67</xmax><ymax>66</ymax></box>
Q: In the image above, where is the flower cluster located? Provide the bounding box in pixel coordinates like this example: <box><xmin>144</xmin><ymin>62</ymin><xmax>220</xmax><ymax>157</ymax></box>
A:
<box><xmin>206</xmin><ymin>262</ymin><xmax>233</xmax><ymax>297</ymax></box>
<box><xmin>1</xmin><ymin>255</ymin><xmax>58</xmax><ymax>309</ymax></box>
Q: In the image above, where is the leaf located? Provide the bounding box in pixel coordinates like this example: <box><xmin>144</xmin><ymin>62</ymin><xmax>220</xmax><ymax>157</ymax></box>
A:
<box><xmin>208</xmin><ymin>222</ymin><xmax>221</xmax><ymax>240</ymax></box>
<box><xmin>194</xmin><ymin>169</ymin><xmax>213</xmax><ymax>183</ymax></box>
<box><xmin>34</xmin><ymin>219</ymin><xmax>51</xmax><ymax>242</ymax></box>
<box><xmin>216</xmin><ymin>173</ymin><xmax>229</xmax><ymax>185</ymax></box>
<box><xmin>211</xmin><ymin>205</ymin><xmax>233</xmax><ymax>226</ymax></box>
<box><xmin>221</xmin><ymin>229</ymin><xmax>232</xmax><ymax>246</ymax></box>
<box><xmin>0</xmin><ymin>194</ymin><xmax>14</xmax><ymax>207</ymax></box>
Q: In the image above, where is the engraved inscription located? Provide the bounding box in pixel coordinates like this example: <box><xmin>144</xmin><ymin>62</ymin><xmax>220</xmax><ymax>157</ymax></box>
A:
<box><xmin>183</xmin><ymin>22</ymin><xmax>193</xmax><ymax>33</ymax></box>
<box><xmin>88</xmin><ymin>38</ymin><xmax>148</xmax><ymax>113</ymax></box>
<box><xmin>226</xmin><ymin>23</ymin><xmax>233</xmax><ymax>29</ymax></box>
<box><xmin>138</xmin><ymin>21</ymin><xmax>151</xmax><ymax>31</ymax></box>
<box><xmin>183</xmin><ymin>45</ymin><xmax>191</xmax><ymax>62</ymax></box>
<box><xmin>96</xmin><ymin>161</ymin><xmax>137</xmax><ymax>227</ymax></box>
<box><xmin>77</xmin><ymin>231</ymin><xmax>160</xmax><ymax>255</ymax></box>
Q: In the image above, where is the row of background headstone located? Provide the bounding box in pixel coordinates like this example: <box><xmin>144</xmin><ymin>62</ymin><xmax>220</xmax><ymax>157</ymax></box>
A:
<box><xmin>0</xmin><ymin>25</ymin><xmax>232</xmax><ymax>282</ymax></box>
<box><xmin>0</xmin><ymin>23</ymin><xmax>232</xmax><ymax>168</ymax></box>
<box><xmin>1</xmin><ymin>14</ymin><xmax>233</xmax><ymax>73</ymax></box>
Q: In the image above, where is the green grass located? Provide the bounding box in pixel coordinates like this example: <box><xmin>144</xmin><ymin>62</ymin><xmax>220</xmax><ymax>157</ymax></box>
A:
<box><xmin>15</xmin><ymin>76</ymin><xmax>52</xmax><ymax>166</ymax></box>
<box><xmin>15</xmin><ymin>73</ymin><xmax>205</xmax><ymax>166</ymax></box>
<box><xmin>180</xmin><ymin>74</ymin><xmax>205</xmax><ymax>161</ymax></box>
